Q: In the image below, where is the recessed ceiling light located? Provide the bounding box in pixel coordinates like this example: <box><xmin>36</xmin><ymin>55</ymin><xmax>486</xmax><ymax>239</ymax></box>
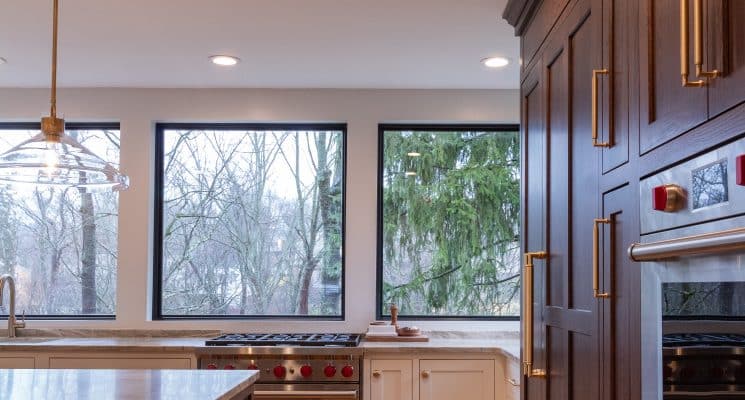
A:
<box><xmin>209</xmin><ymin>55</ymin><xmax>240</xmax><ymax>66</ymax></box>
<box><xmin>407</xmin><ymin>152</ymin><xmax>421</xmax><ymax>157</ymax></box>
<box><xmin>482</xmin><ymin>56</ymin><xmax>510</xmax><ymax>68</ymax></box>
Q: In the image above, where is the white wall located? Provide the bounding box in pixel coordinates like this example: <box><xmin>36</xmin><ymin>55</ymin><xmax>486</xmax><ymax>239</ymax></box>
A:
<box><xmin>0</xmin><ymin>88</ymin><xmax>520</xmax><ymax>333</ymax></box>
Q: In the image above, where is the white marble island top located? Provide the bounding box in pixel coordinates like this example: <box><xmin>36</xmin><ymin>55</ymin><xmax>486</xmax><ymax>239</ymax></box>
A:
<box><xmin>0</xmin><ymin>369</ymin><xmax>258</xmax><ymax>400</ymax></box>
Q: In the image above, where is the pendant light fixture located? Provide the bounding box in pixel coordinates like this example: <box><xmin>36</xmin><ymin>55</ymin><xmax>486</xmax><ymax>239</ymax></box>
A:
<box><xmin>0</xmin><ymin>0</ymin><xmax>129</xmax><ymax>192</ymax></box>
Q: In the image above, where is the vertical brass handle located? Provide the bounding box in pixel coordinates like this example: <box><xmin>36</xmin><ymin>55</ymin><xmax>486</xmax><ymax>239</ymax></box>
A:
<box><xmin>523</xmin><ymin>251</ymin><xmax>548</xmax><ymax>378</ymax></box>
<box><xmin>592</xmin><ymin>69</ymin><xmax>610</xmax><ymax>148</ymax></box>
<box><xmin>593</xmin><ymin>218</ymin><xmax>611</xmax><ymax>299</ymax></box>
<box><xmin>693</xmin><ymin>0</ymin><xmax>719</xmax><ymax>79</ymax></box>
<box><xmin>680</xmin><ymin>0</ymin><xmax>706</xmax><ymax>87</ymax></box>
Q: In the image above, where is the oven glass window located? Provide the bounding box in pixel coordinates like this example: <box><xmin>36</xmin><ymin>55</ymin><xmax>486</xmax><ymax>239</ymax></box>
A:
<box><xmin>691</xmin><ymin>160</ymin><xmax>728</xmax><ymax>210</ymax></box>
<box><xmin>662</xmin><ymin>282</ymin><xmax>745</xmax><ymax>318</ymax></box>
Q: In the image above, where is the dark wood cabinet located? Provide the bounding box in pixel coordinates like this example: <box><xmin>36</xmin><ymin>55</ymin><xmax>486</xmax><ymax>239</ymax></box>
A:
<box><xmin>506</xmin><ymin>0</ymin><xmax>743</xmax><ymax>399</ymax></box>
<box><xmin>639</xmin><ymin>0</ymin><xmax>745</xmax><ymax>155</ymax></box>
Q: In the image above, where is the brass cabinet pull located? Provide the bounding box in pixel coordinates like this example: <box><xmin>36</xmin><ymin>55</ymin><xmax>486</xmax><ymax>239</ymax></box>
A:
<box><xmin>592</xmin><ymin>68</ymin><xmax>611</xmax><ymax>147</ymax></box>
<box><xmin>421</xmin><ymin>370</ymin><xmax>430</xmax><ymax>378</ymax></box>
<box><xmin>593</xmin><ymin>218</ymin><xmax>611</xmax><ymax>299</ymax></box>
<box><xmin>372</xmin><ymin>370</ymin><xmax>381</xmax><ymax>378</ymax></box>
<box><xmin>693</xmin><ymin>0</ymin><xmax>719</xmax><ymax>79</ymax></box>
<box><xmin>680</xmin><ymin>0</ymin><xmax>710</xmax><ymax>86</ymax></box>
<box><xmin>523</xmin><ymin>251</ymin><xmax>548</xmax><ymax>378</ymax></box>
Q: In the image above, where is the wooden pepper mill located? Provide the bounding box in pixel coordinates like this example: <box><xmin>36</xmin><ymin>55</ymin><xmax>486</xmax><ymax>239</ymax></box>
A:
<box><xmin>390</xmin><ymin>303</ymin><xmax>399</xmax><ymax>328</ymax></box>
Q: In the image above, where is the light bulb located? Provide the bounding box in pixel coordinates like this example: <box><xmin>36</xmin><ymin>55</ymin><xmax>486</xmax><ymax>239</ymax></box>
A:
<box><xmin>44</xmin><ymin>142</ymin><xmax>60</xmax><ymax>178</ymax></box>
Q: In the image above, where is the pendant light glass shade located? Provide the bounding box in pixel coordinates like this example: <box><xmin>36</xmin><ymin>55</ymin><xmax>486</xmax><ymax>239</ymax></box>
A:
<box><xmin>0</xmin><ymin>131</ymin><xmax>129</xmax><ymax>192</ymax></box>
<box><xmin>0</xmin><ymin>0</ymin><xmax>129</xmax><ymax>192</ymax></box>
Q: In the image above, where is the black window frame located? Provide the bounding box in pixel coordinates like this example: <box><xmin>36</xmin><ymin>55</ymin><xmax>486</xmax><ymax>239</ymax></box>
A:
<box><xmin>376</xmin><ymin>123</ymin><xmax>521</xmax><ymax>321</ymax></box>
<box><xmin>153</xmin><ymin>122</ymin><xmax>348</xmax><ymax>320</ymax></box>
<box><xmin>0</xmin><ymin>121</ymin><xmax>121</xmax><ymax>320</ymax></box>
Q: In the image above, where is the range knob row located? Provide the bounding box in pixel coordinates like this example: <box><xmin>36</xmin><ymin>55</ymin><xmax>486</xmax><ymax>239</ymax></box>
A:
<box><xmin>207</xmin><ymin>362</ymin><xmax>354</xmax><ymax>378</ymax></box>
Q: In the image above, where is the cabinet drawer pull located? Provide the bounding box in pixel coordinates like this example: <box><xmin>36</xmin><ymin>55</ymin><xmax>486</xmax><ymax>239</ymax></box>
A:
<box><xmin>421</xmin><ymin>370</ymin><xmax>430</xmax><ymax>378</ymax></box>
<box><xmin>523</xmin><ymin>251</ymin><xmax>548</xmax><ymax>378</ymax></box>
<box><xmin>506</xmin><ymin>377</ymin><xmax>520</xmax><ymax>387</ymax></box>
<box><xmin>680</xmin><ymin>0</ymin><xmax>707</xmax><ymax>87</ymax></box>
<box><xmin>693</xmin><ymin>0</ymin><xmax>719</xmax><ymax>79</ymax></box>
<box><xmin>592</xmin><ymin>68</ymin><xmax>610</xmax><ymax>147</ymax></box>
<box><xmin>593</xmin><ymin>218</ymin><xmax>611</xmax><ymax>299</ymax></box>
<box><xmin>372</xmin><ymin>370</ymin><xmax>381</xmax><ymax>378</ymax></box>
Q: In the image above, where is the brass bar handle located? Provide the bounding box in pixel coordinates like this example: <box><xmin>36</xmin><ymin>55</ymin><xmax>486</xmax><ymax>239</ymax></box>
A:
<box><xmin>681</xmin><ymin>0</ymin><xmax>706</xmax><ymax>87</ymax></box>
<box><xmin>593</xmin><ymin>218</ymin><xmax>611</xmax><ymax>299</ymax></box>
<box><xmin>523</xmin><ymin>251</ymin><xmax>548</xmax><ymax>378</ymax></box>
<box><xmin>592</xmin><ymin>69</ymin><xmax>611</xmax><ymax>148</ymax></box>
<box><xmin>693</xmin><ymin>0</ymin><xmax>719</xmax><ymax>79</ymax></box>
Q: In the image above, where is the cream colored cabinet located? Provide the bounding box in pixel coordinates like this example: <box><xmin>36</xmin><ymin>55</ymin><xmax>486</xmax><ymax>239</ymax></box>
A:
<box><xmin>48</xmin><ymin>356</ymin><xmax>192</xmax><ymax>369</ymax></box>
<box><xmin>419</xmin><ymin>359</ymin><xmax>495</xmax><ymax>400</ymax></box>
<box><xmin>0</xmin><ymin>356</ymin><xmax>36</xmax><ymax>368</ymax></box>
<box><xmin>368</xmin><ymin>359</ymin><xmax>414</xmax><ymax>400</ymax></box>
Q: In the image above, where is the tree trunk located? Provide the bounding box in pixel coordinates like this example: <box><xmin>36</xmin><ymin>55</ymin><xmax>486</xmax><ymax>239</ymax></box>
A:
<box><xmin>80</xmin><ymin>182</ymin><xmax>97</xmax><ymax>314</ymax></box>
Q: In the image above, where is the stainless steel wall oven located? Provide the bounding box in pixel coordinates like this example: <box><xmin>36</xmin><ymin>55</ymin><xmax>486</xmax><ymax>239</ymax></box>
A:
<box><xmin>630</xmin><ymin>139</ymin><xmax>745</xmax><ymax>399</ymax></box>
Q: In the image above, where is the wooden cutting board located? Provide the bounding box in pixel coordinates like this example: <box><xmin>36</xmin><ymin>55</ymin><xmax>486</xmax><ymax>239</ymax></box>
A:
<box><xmin>364</xmin><ymin>335</ymin><xmax>429</xmax><ymax>342</ymax></box>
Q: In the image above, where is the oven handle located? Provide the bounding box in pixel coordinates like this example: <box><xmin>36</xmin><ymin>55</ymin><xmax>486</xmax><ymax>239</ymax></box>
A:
<box><xmin>628</xmin><ymin>227</ymin><xmax>745</xmax><ymax>261</ymax></box>
<box><xmin>253</xmin><ymin>390</ymin><xmax>358</xmax><ymax>399</ymax></box>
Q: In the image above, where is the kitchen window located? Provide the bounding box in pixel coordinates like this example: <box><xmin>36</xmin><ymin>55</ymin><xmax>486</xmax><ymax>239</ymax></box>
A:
<box><xmin>154</xmin><ymin>123</ymin><xmax>346</xmax><ymax>319</ymax></box>
<box><xmin>377</xmin><ymin>124</ymin><xmax>520</xmax><ymax>319</ymax></box>
<box><xmin>0</xmin><ymin>122</ymin><xmax>120</xmax><ymax>319</ymax></box>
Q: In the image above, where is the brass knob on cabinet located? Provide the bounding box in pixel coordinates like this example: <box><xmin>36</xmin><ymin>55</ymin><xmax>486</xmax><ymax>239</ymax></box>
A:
<box><xmin>421</xmin><ymin>370</ymin><xmax>430</xmax><ymax>378</ymax></box>
<box><xmin>372</xmin><ymin>370</ymin><xmax>381</xmax><ymax>378</ymax></box>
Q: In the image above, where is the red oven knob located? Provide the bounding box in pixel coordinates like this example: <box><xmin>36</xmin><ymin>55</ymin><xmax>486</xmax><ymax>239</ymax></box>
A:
<box><xmin>247</xmin><ymin>364</ymin><xmax>259</xmax><ymax>370</ymax></box>
<box><xmin>273</xmin><ymin>365</ymin><xmax>287</xmax><ymax>378</ymax></box>
<box><xmin>300</xmin><ymin>365</ymin><xmax>313</xmax><ymax>378</ymax></box>
<box><xmin>653</xmin><ymin>184</ymin><xmax>687</xmax><ymax>212</ymax></box>
<box><xmin>224</xmin><ymin>364</ymin><xmax>236</xmax><ymax>370</ymax></box>
<box><xmin>737</xmin><ymin>155</ymin><xmax>745</xmax><ymax>186</ymax></box>
<box><xmin>324</xmin><ymin>364</ymin><xmax>337</xmax><ymax>377</ymax></box>
<box><xmin>341</xmin><ymin>365</ymin><xmax>355</xmax><ymax>378</ymax></box>
<box><xmin>206</xmin><ymin>363</ymin><xmax>218</xmax><ymax>370</ymax></box>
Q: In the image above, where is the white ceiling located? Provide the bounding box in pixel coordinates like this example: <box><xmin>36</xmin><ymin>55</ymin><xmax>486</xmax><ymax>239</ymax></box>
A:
<box><xmin>0</xmin><ymin>0</ymin><xmax>519</xmax><ymax>89</ymax></box>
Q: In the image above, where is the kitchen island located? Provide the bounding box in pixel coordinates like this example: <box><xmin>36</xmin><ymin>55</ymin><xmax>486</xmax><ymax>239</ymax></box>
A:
<box><xmin>0</xmin><ymin>368</ymin><xmax>258</xmax><ymax>400</ymax></box>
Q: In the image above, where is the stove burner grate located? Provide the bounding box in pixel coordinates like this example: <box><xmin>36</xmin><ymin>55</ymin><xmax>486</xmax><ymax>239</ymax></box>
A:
<box><xmin>663</xmin><ymin>333</ymin><xmax>745</xmax><ymax>347</ymax></box>
<box><xmin>205</xmin><ymin>333</ymin><xmax>362</xmax><ymax>347</ymax></box>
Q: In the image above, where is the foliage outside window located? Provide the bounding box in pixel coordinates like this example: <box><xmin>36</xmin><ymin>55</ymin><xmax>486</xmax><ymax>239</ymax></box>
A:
<box><xmin>155</xmin><ymin>124</ymin><xmax>345</xmax><ymax>318</ymax></box>
<box><xmin>379</xmin><ymin>125</ymin><xmax>520</xmax><ymax>318</ymax></box>
<box><xmin>0</xmin><ymin>124</ymin><xmax>120</xmax><ymax>318</ymax></box>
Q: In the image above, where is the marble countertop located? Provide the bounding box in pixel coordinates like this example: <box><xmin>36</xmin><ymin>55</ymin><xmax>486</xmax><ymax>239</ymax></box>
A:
<box><xmin>361</xmin><ymin>337</ymin><xmax>520</xmax><ymax>361</ymax></box>
<box><xmin>0</xmin><ymin>369</ymin><xmax>258</xmax><ymax>400</ymax></box>
<box><xmin>0</xmin><ymin>329</ymin><xmax>520</xmax><ymax>362</ymax></box>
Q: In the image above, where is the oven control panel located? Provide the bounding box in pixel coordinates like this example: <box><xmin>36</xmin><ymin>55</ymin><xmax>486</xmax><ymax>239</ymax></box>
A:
<box><xmin>641</xmin><ymin>139</ymin><xmax>745</xmax><ymax>234</ymax></box>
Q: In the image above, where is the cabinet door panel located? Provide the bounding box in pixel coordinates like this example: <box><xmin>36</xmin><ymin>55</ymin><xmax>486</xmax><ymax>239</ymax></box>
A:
<box><xmin>600</xmin><ymin>185</ymin><xmax>641</xmax><ymax>400</ymax></box>
<box><xmin>369</xmin><ymin>359</ymin><xmax>413</xmax><ymax>400</ymax></box>
<box><xmin>708</xmin><ymin>0</ymin><xmax>745</xmax><ymax>116</ymax></box>
<box><xmin>419</xmin><ymin>360</ymin><xmax>494</xmax><ymax>400</ymax></box>
<box><xmin>601</xmin><ymin>0</ymin><xmax>632</xmax><ymax>172</ymax></box>
<box><xmin>639</xmin><ymin>0</ymin><xmax>708</xmax><ymax>153</ymax></box>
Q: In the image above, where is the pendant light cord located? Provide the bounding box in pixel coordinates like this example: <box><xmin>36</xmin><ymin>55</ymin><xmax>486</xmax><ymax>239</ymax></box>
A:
<box><xmin>50</xmin><ymin>0</ymin><xmax>59</xmax><ymax>118</ymax></box>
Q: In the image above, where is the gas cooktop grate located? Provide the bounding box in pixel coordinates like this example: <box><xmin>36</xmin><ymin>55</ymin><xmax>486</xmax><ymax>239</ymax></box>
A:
<box><xmin>205</xmin><ymin>333</ymin><xmax>362</xmax><ymax>347</ymax></box>
<box><xmin>663</xmin><ymin>333</ymin><xmax>745</xmax><ymax>347</ymax></box>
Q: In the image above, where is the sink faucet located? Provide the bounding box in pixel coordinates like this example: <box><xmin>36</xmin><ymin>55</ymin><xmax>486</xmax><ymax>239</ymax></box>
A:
<box><xmin>0</xmin><ymin>275</ymin><xmax>26</xmax><ymax>338</ymax></box>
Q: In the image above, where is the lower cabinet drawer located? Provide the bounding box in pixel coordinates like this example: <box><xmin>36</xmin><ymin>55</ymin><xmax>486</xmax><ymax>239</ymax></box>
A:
<box><xmin>49</xmin><ymin>357</ymin><xmax>191</xmax><ymax>369</ymax></box>
<box><xmin>0</xmin><ymin>357</ymin><xmax>35</xmax><ymax>368</ymax></box>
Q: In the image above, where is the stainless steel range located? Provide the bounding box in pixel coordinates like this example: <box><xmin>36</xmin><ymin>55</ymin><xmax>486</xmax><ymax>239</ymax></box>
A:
<box><xmin>630</xmin><ymin>139</ymin><xmax>745</xmax><ymax>399</ymax></box>
<box><xmin>197</xmin><ymin>333</ymin><xmax>362</xmax><ymax>400</ymax></box>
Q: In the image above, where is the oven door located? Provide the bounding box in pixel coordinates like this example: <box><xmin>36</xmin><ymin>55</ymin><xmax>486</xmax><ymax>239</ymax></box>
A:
<box><xmin>631</xmin><ymin>218</ymin><xmax>745</xmax><ymax>399</ymax></box>
<box><xmin>252</xmin><ymin>384</ymin><xmax>359</xmax><ymax>400</ymax></box>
